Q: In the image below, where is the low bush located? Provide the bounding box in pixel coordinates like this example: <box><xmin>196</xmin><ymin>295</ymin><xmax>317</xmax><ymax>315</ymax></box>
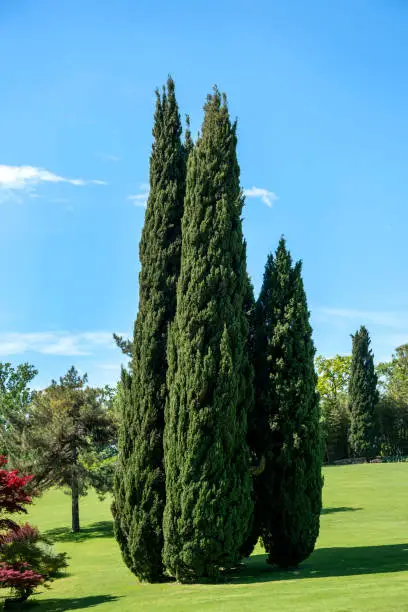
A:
<box><xmin>0</xmin><ymin>522</ymin><xmax>68</xmax><ymax>607</ymax></box>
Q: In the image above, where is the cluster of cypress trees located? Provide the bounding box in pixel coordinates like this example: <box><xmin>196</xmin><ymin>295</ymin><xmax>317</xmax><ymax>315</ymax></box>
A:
<box><xmin>113</xmin><ymin>78</ymin><xmax>323</xmax><ymax>582</ymax></box>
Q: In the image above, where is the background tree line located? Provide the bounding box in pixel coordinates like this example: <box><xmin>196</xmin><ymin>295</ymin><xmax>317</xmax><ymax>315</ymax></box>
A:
<box><xmin>318</xmin><ymin>340</ymin><xmax>408</xmax><ymax>463</ymax></box>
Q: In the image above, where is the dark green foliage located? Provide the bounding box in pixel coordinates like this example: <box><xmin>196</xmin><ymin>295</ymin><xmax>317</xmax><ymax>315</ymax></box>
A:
<box><xmin>163</xmin><ymin>89</ymin><xmax>253</xmax><ymax>580</ymax></box>
<box><xmin>113</xmin><ymin>333</ymin><xmax>132</xmax><ymax>357</ymax></box>
<box><xmin>376</xmin><ymin>396</ymin><xmax>408</xmax><ymax>456</ymax></box>
<box><xmin>111</xmin><ymin>369</ymin><xmax>132</xmax><ymax>571</ymax></box>
<box><xmin>239</xmin><ymin>278</ymin><xmax>260</xmax><ymax>559</ymax></box>
<box><xmin>113</xmin><ymin>77</ymin><xmax>186</xmax><ymax>582</ymax></box>
<box><xmin>251</xmin><ymin>239</ymin><xmax>322</xmax><ymax>568</ymax></box>
<box><xmin>349</xmin><ymin>326</ymin><xmax>379</xmax><ymax>459</ymax></box>
<box><xmin>183</xmin><ymin>114</ymin><xmax>194</xmax><ymax>159</ymax></box>
<box><xmin>321</xmin><ymin>398</ymin><xmax>350</xmax><ymax>463</ymax></box>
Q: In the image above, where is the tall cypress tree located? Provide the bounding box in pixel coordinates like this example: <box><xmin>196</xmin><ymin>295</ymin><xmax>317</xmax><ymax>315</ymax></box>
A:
<box><xmin>252</xmin><ymin>238</ymin><xmax>322</xmax><ymax>568</ymax></box>
<box><xmin>349</xmin><ymin>326</ymin><xmax>379</xmax><ymax>459</ymax></box>
<box><xmin>113</xmin><ymin>77</ymin><xmax>186</xmax><ymax>582</ymax></box>
<box><xmin>163</xmin><ymin>89</ymin><xmax>253</xmax><ymax>581</ymax></box>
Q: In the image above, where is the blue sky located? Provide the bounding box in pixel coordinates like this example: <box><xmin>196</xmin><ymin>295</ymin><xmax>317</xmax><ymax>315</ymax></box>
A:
<box><xmin>1</xmin><ymin>0</ymin><xmax>407</xmax><ymax>389</ymax></box>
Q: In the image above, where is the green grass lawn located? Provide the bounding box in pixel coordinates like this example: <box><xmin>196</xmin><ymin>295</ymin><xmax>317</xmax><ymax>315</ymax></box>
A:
<box><xmin>22</xmin><ymin>463</ymin><xmax>408</xmax><ymax>612</ymax></box>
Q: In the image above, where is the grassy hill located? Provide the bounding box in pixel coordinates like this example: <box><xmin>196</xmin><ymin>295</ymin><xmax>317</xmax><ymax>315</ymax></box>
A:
<box><xmin>21</xmin><ymin>463</ymin><xmax>408</xmax><ymax>612</ymax></box>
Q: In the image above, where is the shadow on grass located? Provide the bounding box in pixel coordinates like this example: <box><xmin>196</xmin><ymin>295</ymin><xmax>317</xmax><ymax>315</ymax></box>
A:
<box><xmin>25</xmin><ymin>595</ymin><xmax>120</xmax><ymax>611</ymax></box>
<box><xmin>26</xmin><ymin>595</ymin><xmax>120</xmax><ymax>611</ymax></box>
<box><xmin>45</xmin><ymin>521</ymin><xmax>113</xmax><ymax>543</ymax></box>
<box><xmin>321</xmin><ymin>506</ymin><xmax>363</xmax><ymax>515</ymax></box>
<box><xmin>232</xmin><ymin>543</ymin><xmax>408</xmax><ymax>584</ymax></box>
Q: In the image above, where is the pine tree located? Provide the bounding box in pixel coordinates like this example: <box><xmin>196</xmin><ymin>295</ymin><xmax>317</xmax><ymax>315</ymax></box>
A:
<box><xmin>163</xmin><ymin>89</ymin><xmax>253</xmax><ymax>581</ymax></box>
<box><xmin>252</xmin><ymin>239</ymin><xmax>322</xmax><ymax>568</ymax></box>
<box><xmin>113</xmin><ymin>77</ymin><xmax>186</xmax><ymax>582</ymax></box>
<box><xmin>24</xmin><ymin>367</ymin><xmax>115</xmax><ymax>533</ymax></box>
<box><xmin>349</xmin><ymin>326</ymin><xmax>379</xmax><ymax>459</ymax></box>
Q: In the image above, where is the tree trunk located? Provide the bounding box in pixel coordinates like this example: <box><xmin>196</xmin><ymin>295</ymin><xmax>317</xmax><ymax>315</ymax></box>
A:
<box><xmin>71</xmin><ymin>448</ymin><xmax>80</xmax><ymax>532</ymax></box>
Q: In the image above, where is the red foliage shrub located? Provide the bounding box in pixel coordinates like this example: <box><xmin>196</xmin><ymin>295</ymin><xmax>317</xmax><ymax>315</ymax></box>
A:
<box><xmin>0</xmin><ymin>456</ymin><xmax>33</xmax><ymax>516</ymax></box>
<box><xmin>0</xmin><ymin>561</ymin><xmax>44</xmax><ymax>606</ymax></box>
<box><xmin>1</xmin><ymin>524</ymin><xmax>39</xmax><ymax>545</ymax></box>
<box><xmin>0</xmin><ymin>562</ymin><xmax>44</xmax><ymax>589</ymax></box>
<box><xmin>0</xmin><ymin>457</ymin><xmax>45</xmax><ymax>606</ymax></box>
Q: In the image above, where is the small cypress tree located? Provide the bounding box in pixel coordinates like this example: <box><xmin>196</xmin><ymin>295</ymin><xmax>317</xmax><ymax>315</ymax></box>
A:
<box><xmin>163</xmin><ymin>89</ymin><xmax>253</xmax><ymax>581</ymax></box>
<box><xmin>349</xmin><ymin>326</ymin><xmax>379</xmax><ymax>459</ymax></box>
<box><xmin>113</xmin><ymin>77</ymin><xmax>186</xmax><ymax>582</ymax></box>
<box><xmin>252</xmin><ymin>238</ymin><xmax>322</xmax><ymax>568</ymax></box>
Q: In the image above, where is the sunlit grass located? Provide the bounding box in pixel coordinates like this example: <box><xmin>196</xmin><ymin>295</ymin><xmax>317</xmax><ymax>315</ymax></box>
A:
<box><xmin>22</xmin><ymin>463</ymin><xmax>408</xmax><ymax>611</ymax></box>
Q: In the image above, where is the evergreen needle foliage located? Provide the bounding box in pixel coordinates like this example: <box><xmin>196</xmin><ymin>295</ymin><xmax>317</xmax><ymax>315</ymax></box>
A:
<box><xmin>251</xmin><ymin>238</ymin><xmax>322</xmax><ymax>568</ymax></box>
<box><xmin>163</xmin><ymin>89</ymin><xmax>253</xmax><ymax>581</ymax></box>
<box><xmin>349</xmin><ymin>326</ymin><xmax>379</xmax><ymax>459</ymax></box>
<box><xmin>25</xmin><ymin>367</ymin><xmax>115</xmax><ymax>533</ymax></box>
<box><xmin>113</xmin><ymin>77</ymin><xmax>187</xmax><ymax>582</ymax></box>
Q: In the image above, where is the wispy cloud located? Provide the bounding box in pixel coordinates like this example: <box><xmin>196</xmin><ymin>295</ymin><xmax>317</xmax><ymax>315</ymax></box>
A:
<box><xmin>0</xmin><ymin>165</ymin><xmax>107</xmax><ymax>201</ymax></box>
<box><xmin>244</xmin><ymin>186</ymin><xmax>278</xmax><ymax>207</ymax></box>
<box><xmin>128</xmin><ymin>184</ymin><xmax>149</xmax><ymax>208</ymax></box>
<box><xmin>315</xmin><ymin>307</ymin><xmax>408</xmax><ymax>359</ymax></box>
<box><xmin>318</xmin><ymin>308</ymin><xmax>408</xmax><ymax>330</ymax></box>
<box><xmin>0</xmin><ymin>331</ymin><xmax>120</xmax><ymax>357</ymax></box>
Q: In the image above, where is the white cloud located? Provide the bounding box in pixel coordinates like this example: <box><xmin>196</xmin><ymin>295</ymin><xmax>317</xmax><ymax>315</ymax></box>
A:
<box><xmin>130</xmin><ymin>184</ymin><xmax>278</xmax><ymax>210</ymax></box>
<box><xmin>128</xmin><ymin>194</ymin><xmax>148</xmax><ymax>207</ymax></box>
<box><xmin>128</xmin><ymin>185</ymin><xmax>149</xmax><ymax>208</ymax></box>
<box><xmin>0</xmin><ymin>165</ymin><xmax>106</xmax><ymax>201</ymax></box>
<box><xmin>0</xmin><ymin>331</ymin><xmax>120</xmax><ymax>357</ymax></box>
<box><xmin>244</xmin><ymin>186</ymin><xmax>278</xmax><ymax>207</ymax></box>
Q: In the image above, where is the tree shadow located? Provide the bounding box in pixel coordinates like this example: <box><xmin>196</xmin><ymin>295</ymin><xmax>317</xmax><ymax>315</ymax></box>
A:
<box><xmin>26</xmin><ymin>595</ymin><xmax>120</xmax><ymax>611</ymax></box>
<box><xmin>232</xmin><ymin>543</ymin><xmax>408</xmax><ymax>584</ymax></box>
<box><xmin>321</xmin><ymin>506</ymin><xmax>363</xmax><ymax>515</ymax></box>
<box><xmin>45</xmin><ymin>521</ymin><xmax>113</xmax><ymax>543</ymax></box>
